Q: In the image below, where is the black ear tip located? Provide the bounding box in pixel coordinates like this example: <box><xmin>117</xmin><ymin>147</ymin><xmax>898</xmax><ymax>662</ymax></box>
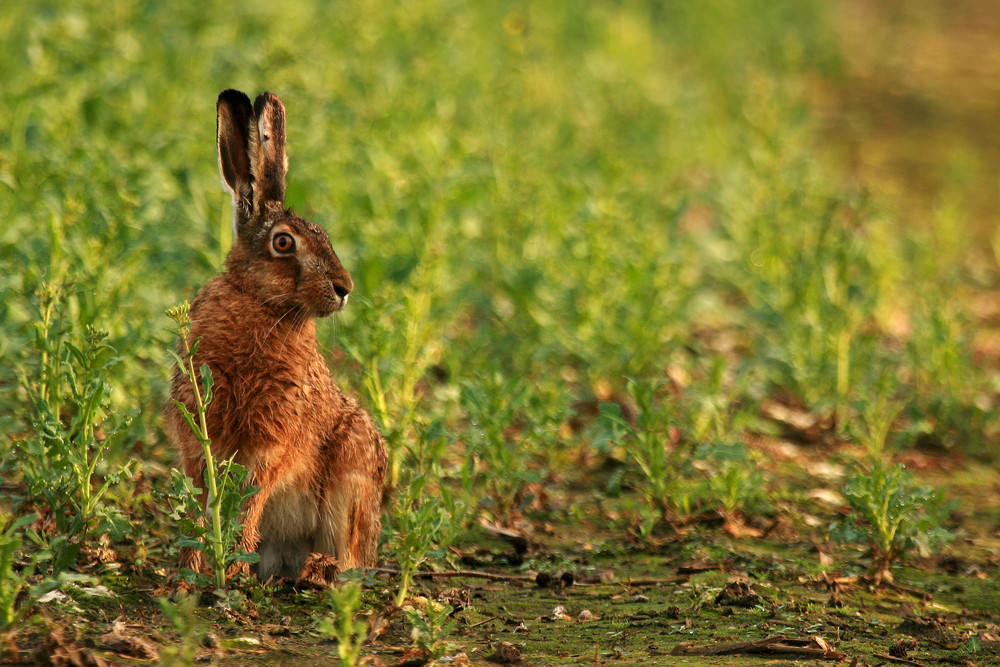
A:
<box><xmin>218</xmin><ymin>89</ymin><xmax>252</xmax><ymax>109</ymax></box>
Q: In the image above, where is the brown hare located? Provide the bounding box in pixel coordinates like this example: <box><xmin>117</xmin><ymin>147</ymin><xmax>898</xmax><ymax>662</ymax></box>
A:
<box><xmin>166</xmin><ymin>89</ymin><xmax>386</xmax><ymax>582</ymax></box>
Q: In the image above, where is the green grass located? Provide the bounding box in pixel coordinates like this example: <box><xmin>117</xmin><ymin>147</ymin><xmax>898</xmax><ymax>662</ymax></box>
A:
<box><xmin>2</xmin><ymin>0</ymin><xmax>999</xmax><ymax>664</ymax></box>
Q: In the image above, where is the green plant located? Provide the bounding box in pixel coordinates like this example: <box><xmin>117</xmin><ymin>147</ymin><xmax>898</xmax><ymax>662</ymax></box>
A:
<box><xmin>538</xmin><ymin>215</ymin><xmax>694</xmax><ymax>386</ymax></box>
<box><xmin>595</xmin><ymin>378</ymin><xmax>695</xmax><ymax>527</ymax></box>
<box><xmin>404</xmin><ymin>599</ymin><xmax>458</xmax><ymax>663</ymax></box>
<box><xmin>831</xmin><ymin>458</ymin><xmax>954</xmax><ymax>584</ymax></box>
<box><xmin>318</xmin><ymin>582</ymin><xmax>368</xmax><ymax>667</ymax></box>
<box><xmin>714</xmin><ymin>94</ymin><xmax>885</xmax><ymax>429</ymax></box>
<box><xmin>341</xmin><ymin>257</ymin><xmax>453</xmax><ymax>490</ymax></box>
<box><xmin>13</xmin><ymin>282</ymin><xmax>133</xmax><ymax>571</ymax></box>
<box><xmin>157</xmin><ymin>593</ymin><xmax>205</xmax><ymax>667</ymax></box>
<box><xmin>830</xmin><ymin>368</ymin><xmax>954</xmax><ymax>583</ymax></box>
<box><xmin>403</xmin><ymin>418</ymin><xmax>453</xmax><ymax>480</ymax></box>
<box><xmin>0</xmin><ymin>513</ymin><xmax>92</xmax><ymax>640</ymax></box>
<box><xmin>389</xmin><ymin>474</ymin><xmax>466</xmax><ymax>606</ymax></box>
<box><xmin>904</xmin><ymin>292</ymin><xmax>989</xmax><ymax>452</ymax></box>
<box><xmin>960</xmin><ymin>633</ymin><xmax>981</xmax><ymax>655</ymax></box>
<box><xmin>851</xmin><ymin>368</ymin><xmax>905</xmax><ymax>459</ymax></box>
<box><xmin>697</xmin><ymin>442</ymin><xmax>766</xmax><ymax>517</ymax></box>
<box><xmin>164</xmin><ymin>465</ymin><xmax>258</xmax><ymax>594</ymax></box>
<box><xmin>166</xmin><ymin>302</ymin><xmax>258</xmax><ymax>590</ymax></box>
<box><xmin>460</xmin><ymin>372</ymin><xmax>551</xmax><ymax>520</ymax></box>
<box><xmin>0</xmin><ymin>515</ymin><xmax>43</xmax><ymax>637</ymax></box>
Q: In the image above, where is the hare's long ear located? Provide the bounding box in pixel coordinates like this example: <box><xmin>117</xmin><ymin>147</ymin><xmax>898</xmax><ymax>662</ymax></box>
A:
<box><xmin>217</xmin><ymin>90</ymin><xmax>256</xmax><ymax>229</ymax></box>
<box><xmin>251</xmin><ymin>92</ymin><xmax>288</xmax><ymax>207</ymax></box>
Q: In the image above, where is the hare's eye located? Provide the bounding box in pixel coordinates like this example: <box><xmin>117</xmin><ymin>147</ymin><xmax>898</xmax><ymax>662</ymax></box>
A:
<box><xmin>272</xmin><ymin>233</ymin><xmax>295</xmax><ymax>254</ymax></box>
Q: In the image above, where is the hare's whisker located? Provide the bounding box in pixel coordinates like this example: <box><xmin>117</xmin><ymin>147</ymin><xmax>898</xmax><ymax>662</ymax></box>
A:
<box><xmin>266</xmin><ymin>305</ymin><xmax>297</xmax><ymax>340</ymax></box>
<box><xmin>276</xmin><ymin>307</ymin><xmax>311</xmax><ymax>359</ymax></box>
<box><xmin>262</xmin><ymin>292</ymin><xmax>294</xmax><ymax>306</ymax></box>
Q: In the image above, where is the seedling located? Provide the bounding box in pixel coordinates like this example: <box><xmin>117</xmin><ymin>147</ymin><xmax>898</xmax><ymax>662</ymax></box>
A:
<box><xmin>832</xmin><ymin>458</ymin><xmax>954</xmax><ymax>584</ymax></box>
<box><xmin>158</xmin><ymin>593</ymin><xmax>205</xmax><ymax>667</ymax></box>
<box><xmin>405</xmin><ymin>599</ymin><xmax>458</xmax><ymax>662</ymax></box>
<box><xmin>460</xmin><ymin>372</ymin><xmax>549</xmax><ymax>520</ymax></box>
<box><xmin>318</xmin><ymin>582</ymin><xmax>368</xmax><ymax>667</ymax></box>
<box><xmin>389</xmin><ymin>474</ymin><xmax>465</xmax><ymax>605</ymax></box>
<box><xmin>697</xmin><ymin>443</ymin><xmax>765</xmax><ymax>517</ymax></box>
<box><xmin>595</xmin><ymin>378</ymin><xmax>693</xmax><ymax>526</ymax></box>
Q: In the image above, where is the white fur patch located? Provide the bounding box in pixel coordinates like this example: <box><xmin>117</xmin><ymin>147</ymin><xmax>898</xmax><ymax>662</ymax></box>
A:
<box><xmin>256</xmin><ymin>485</ymin><xmax>319</xmax><ymax>580</ymax></box>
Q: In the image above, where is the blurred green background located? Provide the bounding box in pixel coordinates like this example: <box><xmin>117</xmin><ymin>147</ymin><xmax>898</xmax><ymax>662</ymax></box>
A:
<box><xmin>2</xmin><ymin>0</ymin><xmax>997</xmax><ymax>459</ymax></box>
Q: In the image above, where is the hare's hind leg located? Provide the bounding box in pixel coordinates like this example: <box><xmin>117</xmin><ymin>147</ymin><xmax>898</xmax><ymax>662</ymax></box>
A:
<box><xmin>314</xmin><ymin>472</ymin><xmax>382</xmax><ymax>571</ymax></box>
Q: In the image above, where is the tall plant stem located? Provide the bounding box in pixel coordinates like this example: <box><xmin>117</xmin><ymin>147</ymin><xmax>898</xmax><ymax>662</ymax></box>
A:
<box><xmin>181</xmin><ymin>339</ymin><xmax>227</xmax><ymax>590</ymax></box>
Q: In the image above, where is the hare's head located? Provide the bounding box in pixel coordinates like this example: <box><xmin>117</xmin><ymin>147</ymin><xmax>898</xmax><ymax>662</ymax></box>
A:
<box><xmin>215</xmin><ymin>89</ymin><xmax>353</xmax><ymax>318</ymax></box>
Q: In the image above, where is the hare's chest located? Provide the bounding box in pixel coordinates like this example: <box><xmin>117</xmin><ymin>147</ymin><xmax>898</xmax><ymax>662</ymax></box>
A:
<box><xmin>205</xmin><ymin>366</ymin><xmax>326</xmax><ymax>461</ymax></box>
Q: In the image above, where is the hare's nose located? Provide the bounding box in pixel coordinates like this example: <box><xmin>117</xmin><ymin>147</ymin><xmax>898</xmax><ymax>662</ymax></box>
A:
<box><xmin>333</xmin><ymin>283</ymin><xmax>351</xmax><ymax>299</ymax></box>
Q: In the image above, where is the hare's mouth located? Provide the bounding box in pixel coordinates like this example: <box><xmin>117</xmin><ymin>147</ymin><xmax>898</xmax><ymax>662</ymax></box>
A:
<box><xmin>314</xmin><ymin>294</ymin><xmax>348</xmax><ymax>318</ymax></box>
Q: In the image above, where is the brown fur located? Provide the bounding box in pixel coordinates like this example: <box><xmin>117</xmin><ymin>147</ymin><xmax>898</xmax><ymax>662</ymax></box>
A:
<box><xmin>165</xmin><ymin>90</ymin><xmax>386</xmax><ymax>582</ymax></box>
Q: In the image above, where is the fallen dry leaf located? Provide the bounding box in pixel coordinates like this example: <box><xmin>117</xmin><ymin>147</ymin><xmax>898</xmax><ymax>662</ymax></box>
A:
<box><xmin>100</xmin><ymin>620</ymin><xmax>159</xmax><ymax>660</ymax></box>
<box><xmin>808</xmin><ymin>487</ymin><xmax>845</xmax><ymax>506</ymax></box>
<box><xmin>487</xmin><ymin>641</ymin><xmax>523</xmax><ymax>664</ymax></box>
<box><xmin>715</xmin><ymin>580</ymin><xmax>764</xmax><ymax>608</ymax></box>
<box><xmin>36</xmin><ymin>623</ymin><xmax>109</xmax><ymax>667</ymax></box>
<box><xmin>761</xmin><ymin>400</ymin><xmax>833</xmax><ymax>444</ymax></box>
<box><xmin>722</xmin><ymin>514</ymin><xmax>764</xmax><ymax>539</ymax></box>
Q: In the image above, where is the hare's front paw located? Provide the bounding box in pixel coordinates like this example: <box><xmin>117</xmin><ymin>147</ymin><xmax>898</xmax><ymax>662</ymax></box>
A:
<box><xmin>296</xmin><ymin>553</ymin><xmax>340</xmax><ymax>588</ymax></box>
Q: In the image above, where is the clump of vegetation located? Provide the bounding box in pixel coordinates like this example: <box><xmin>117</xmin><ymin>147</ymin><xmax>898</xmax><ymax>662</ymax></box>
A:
<box><xmin>460</xmin><ymin>372</ymin><xmax>554</xmax><ymax>522</ymax></box>
<box><xmin>157</xmin><ymin>593</ymin><xmax>205</xmax><ymax>666</ymax></box>
<box><xmin>833</xmin><ymin>458</ymin><xmax>954</xmax><ymax>584</ymax></box>
<box><xmin>342</xmin><ymin>260</ymin><xmax>453</xmax><ymax>490</ymax></box>
<box><xmin>832</xmin><ymin>376</ymin><xmax>955</xmax><ymax>583</ymax></box>
<box><xmin>697</xmin><ymin>442</ymin><xmax>767</xmax><ymax>519</ymax></box>
<box><xmin>318</xmin><ymin>582</ymin><xmax>369</xmax><ymax>667</ymax></box>
<box><xmin>0</xmin><ymin>514</ymin><xmax>93</xmax><ymax>645</ymax></box>
<box><xmin>595</xmin><ymin>378</ymin><xmax>768</xmax><ymax>538</ymax></box>
<box><xmin>594</xmin><ymin>379</ymin><xmax>691</xmax><ymax>535</ymax></box>
<box><xmin>12</xmin><ymin>282</ymin><xmax>133</xmax><ymax>573</ymax></box>
<box><xmin>0</xmin><ymin>515</ymin><xmax>37</xmax><ymax>638</ymax></box>
<box><xmin>405</xmin><ymin>599</ymin><xmax>458</xmax><ymax>662</ymax></box>
<box><xmin>388</xmin><ymin>473</ymin><xmax>465</xmax><ymax>605</ymax></box>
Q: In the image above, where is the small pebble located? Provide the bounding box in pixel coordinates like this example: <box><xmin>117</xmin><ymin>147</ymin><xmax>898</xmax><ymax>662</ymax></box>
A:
<box><xmin>228</xmin><ymin>636</ymin><xmax>261</xmax><ymax>649</ymax></box>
